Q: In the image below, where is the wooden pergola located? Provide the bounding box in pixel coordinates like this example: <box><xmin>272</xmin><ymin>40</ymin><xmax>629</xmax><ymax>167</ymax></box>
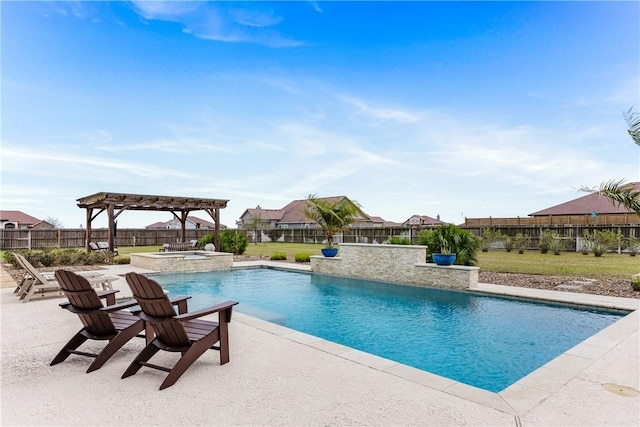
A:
<box><xmin>77</xmin><ymin>192</ymin><xmax>229</xmax><ymax>252</ymax></box>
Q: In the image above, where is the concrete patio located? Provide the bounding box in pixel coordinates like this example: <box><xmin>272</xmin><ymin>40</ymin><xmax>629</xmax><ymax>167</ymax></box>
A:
<box><xmin>1</xmin><ymin>262</ymin><xmax>638</xmax><ymax>426</ymax></box>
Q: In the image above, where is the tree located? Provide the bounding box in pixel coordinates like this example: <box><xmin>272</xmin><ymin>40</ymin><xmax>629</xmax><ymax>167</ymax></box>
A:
<box><xmin>246</xmin><ymin>213</ymin><xmax>269</xmax><ymax>245</ymax></box>
<box><xmin>580</xmin><ymin>107</ymin><xmax>640</xmax><ymax>215</ymax></box>
<box><xmin>303</xmin><ymin>194</ymin><xmax>360</xmax><ymax>248</ymax></box>
<box><xmin>623</xmin><ymin>105</ymin><xmax>640</xmax><ymax>148</ymax></box>
<box><xmin>45</xmin><ymin>217</ymin><xmax>63</xmax><ymax>229</ymax></box>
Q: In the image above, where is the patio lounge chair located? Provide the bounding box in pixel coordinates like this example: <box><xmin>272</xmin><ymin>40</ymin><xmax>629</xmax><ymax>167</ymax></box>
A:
<box><xmin>91</xmin><ymin>241</ymin><xmax>119</xmax><ymax>256</ymax></box>
<box><xmin>51</xmin><ymin>269</ymin><xmax>146</xmax><ymax>373</ymax></box>
<box><xmin>12</xmin><ymin>253</ymin><xmax>117</xmax><ymax>302</ymax></box>
<box><xmin>123</xmin><ymin>272</ymin><xmax>239</xmax><ymax>390</ymax></box>
<box><xmin>13</xmin><ymin>253</ymin><xmax>64</xmax><ymax>302</ymax></box>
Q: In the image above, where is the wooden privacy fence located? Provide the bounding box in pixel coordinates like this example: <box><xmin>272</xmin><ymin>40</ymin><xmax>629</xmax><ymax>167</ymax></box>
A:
<box><xmin>0</xmin><ymin>229</ymin><xmax>216</xmax><ymax>250</ymax></box>
<box><xmin>1</xmin><ymin>224</ymin><xmax>638</xmax><ymax>251</ymax></box>
<box><xmin>465</xmin><ymin>214</ymin><xmax>640</xmax><ymax>226</ymax></box>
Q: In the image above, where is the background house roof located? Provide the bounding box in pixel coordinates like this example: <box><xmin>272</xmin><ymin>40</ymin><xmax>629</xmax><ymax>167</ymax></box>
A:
<box><xmin>529</xmin><ymin>182</ymin><xmax>640</xmax><ymax>216</ymax></box>
<box><xmin>404</xmin><ymin>214</ymin><xmax>445</xmax><ymax>226</ymax></box>
<box><xmin>146</xmin><ymin>216</ymin><xmax>217</xmax><ymax>229</ymax></box>
<box><xmin>0</xmin><ymin>210</ymin><xmax>40</xmax><ymax>224</ymax></box>
<box><xmin>277</xmin><ymin>196</ymin><xmax>370</xmax><ymax>225</ymax></box>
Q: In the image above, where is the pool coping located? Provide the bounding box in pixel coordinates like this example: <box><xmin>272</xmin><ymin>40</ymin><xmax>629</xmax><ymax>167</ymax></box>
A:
<box><xmin>24</xmin><ymin>260</ymin><xmax>637</xmax><ymax>421</ymax></box>
<box><xmin>230</xmin><ymin>260</ymin><xmax>639</xmax><ymax>416</ymax></box>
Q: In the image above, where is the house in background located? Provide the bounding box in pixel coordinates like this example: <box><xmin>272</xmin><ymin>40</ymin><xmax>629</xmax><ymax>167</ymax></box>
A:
<box><xmin>403</xmin><ymin>214</ymin><xmax>446</xmax><ymax>227</ymax></box>
<box><xmin>238</xmin><ymin>196</ymin><xmax>394</xmax><ymax>230</ymax></box>
<box><xmin>146</xmin><ymin>216</ymin><xmax>222</xmax><ymax>230</ymax></box>
<box><xmin>529</xmin><ymin>182</ymin><xmax>640</xmax><ymax>220</ymax></box>
<box><xmin>0</xmin><ymin>210</ymin><xmax>55</xmax><ymax>229</ymax></box>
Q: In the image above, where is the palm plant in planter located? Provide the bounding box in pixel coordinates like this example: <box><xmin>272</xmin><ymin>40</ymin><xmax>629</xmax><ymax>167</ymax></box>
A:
<box><xmin>418</xmin><ymin>224</ymin><xmax>480</xmax><ymax>266</ymax></box>
<box><xmin>303</xmin><ymin>194</ymin><xmax>361</xmax><ymax>257</ymax></box>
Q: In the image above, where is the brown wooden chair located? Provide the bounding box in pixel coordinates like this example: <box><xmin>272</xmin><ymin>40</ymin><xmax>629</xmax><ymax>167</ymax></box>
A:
<box><xmin>123</xmin><ymin>272</ymin><xmax>238</xmax><ymax>390</ymax></box>
<box><xmin>51</xmin><ymin>269</ymin><xmax>146</xmax><ymax>373</ymax></box>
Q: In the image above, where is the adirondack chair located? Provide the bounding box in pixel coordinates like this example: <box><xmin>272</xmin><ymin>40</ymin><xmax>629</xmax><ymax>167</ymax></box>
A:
<box><xmin>51</xmin><ymin>269</ymin><xmax>146</xmax><ymax>373</ymax></box>
<box><xmin>123</xmin><ymin>272</ymin><xmax>239</xmax><ymax>390</ymax></box>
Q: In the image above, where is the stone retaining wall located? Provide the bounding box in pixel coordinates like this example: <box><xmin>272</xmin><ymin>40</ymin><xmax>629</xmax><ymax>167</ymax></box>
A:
<box><xmin>310</xmin><ymin>243</ymin><xmax>478</xmax><ymax>289</ymax></box>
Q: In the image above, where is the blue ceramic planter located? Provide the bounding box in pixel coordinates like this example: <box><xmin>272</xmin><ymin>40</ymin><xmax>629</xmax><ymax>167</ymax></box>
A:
<box><xmin>321</xmin><ymin>247</ymin><xmax>339</xmax><ymax>257</ymax></box>
<box><xmin>432</xmin><ymin>253</ymin><xmax>456</xmax><ymax>266</ymax></box>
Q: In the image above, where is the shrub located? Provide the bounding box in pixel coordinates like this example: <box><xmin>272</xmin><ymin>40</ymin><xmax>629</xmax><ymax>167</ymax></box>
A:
<box><xmin>590</xmin><ymin>229</ymin><xmax>621</xmax><ymax>257</ymax></box>
<box><xmin>270</xmin><ymin>252</ymin><xmax>287</xmax><ymax>261</ymax></box>
<box><xmin>504</xmin><ymin>236</ymin><xmax>513</xmax><ymax>252</ymax></box>
<box><xmin>388</xmin><ymin>236</ymin><xmax>412</xmax><ymax>245</ymax></box>
<box><xmin>418</xmin><ymin>224</ymin><xmax>480</xmax><ymax>266</ymax></box>
<box><xmin>199</xmin><ymin>234</ymin><xmax>216</xmax><ymax>248</ymax></box>
<box><xmin>580</xmin><ymin>231</ymin><xmax>594</xmax><ymax>255</ymax></box>
<box><xmin>547</xmin><ymin>232</ymin><xmax>573</xmax><ymax>255</ymax></box>
<box><xmin>295</xmin><ymin>253</ymin><xmax>311</xmax><ymax>263</ymax></box>
<box><xmin>513</xmin><ymin>233</ymin><xmax>531</xmax><ymax>254</ymax></box>
<box><xmin>631</xmin><ymin>275</ymin><xmax>640</xmax><ymax>292</ymax></box>
<box><xmin>114</xmin><ymin>256</ymin><xmax>130</xmax><ymax>265</ymax></box>
<box><xmin>481</xmin><ymin>227</ymin><xmax>505</xmax><ymax>252</ymax></box>
<box><xmin>626</xmin><ymin>236</ymin><xmax>638</xmax><ymax>256</ymax></box>
<box><xmin>219</xmin><ymin>230</ymin><xmax>247</xmax><ymax>255</ymax></box>
<box><xmin>2</xmin><ymin>251</ymin><xmax>19</xmax><ymax>267</ymax></box>
<box><xmin>538</xmin><ymin>230</ymin><xmax>554</xmax><ymax>254</ymax></box>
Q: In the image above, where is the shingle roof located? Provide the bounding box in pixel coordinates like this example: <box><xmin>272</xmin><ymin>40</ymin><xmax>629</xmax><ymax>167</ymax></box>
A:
<box><xmin>529</xmin><ymin>182</ymin><xmax>640</xmax><ymax>216</ymax></box>
<box><xmin>277</xmin><ymin>196</ymin><xmax>369</xmax><ymax>224</ymax></box>
<box><xmin>245</xmin><ymin>208</ymin><xmax>284</xmax><ymax>221</ymax></box>
<box><xmin>146</xmin><ymin>216</ymin><xmax>216</xmax><ymax>229</ymax></box>
<box><xmin>0</xmin><ymin>210</ymin><xmax>40</xmax><ymax>224</ymax></box>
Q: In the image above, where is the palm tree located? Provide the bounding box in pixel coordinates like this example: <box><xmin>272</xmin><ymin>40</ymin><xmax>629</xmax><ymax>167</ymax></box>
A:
<box><xmin>303</xmin><ymin>194</ymin><xmax>361</xmax><ymax>248</ymax></box>
<box><xmin>623</xmin><ymin>105</ymin><xmax>640</xmax><ymax>148</ymax></box>
<box><xmin>581</xmin><ymin>107</ymin><xmax>640</xmax><ymax>215</ymax></box>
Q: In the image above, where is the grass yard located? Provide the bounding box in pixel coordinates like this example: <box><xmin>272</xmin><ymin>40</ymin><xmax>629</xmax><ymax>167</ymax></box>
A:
<box><xmin>244</xmin><ymin>242</ymin><xmax>325</xmax><ymax>258</ymax></box>
<box><xmin>242</xmin><ymin>243</ymin><xmax>638</xmax><ymax>280</ymax></box>
<box><xmin>478</xmin><ymin>250</ymin><xmax>638</xmax><ymax>280</ymax></box>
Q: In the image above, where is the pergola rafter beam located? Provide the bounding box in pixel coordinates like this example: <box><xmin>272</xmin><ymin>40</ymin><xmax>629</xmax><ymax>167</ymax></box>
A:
<box><xmin>77</xmin><ymin>192</ymin><xmax>229</xmax><ymax>252</ymax></box>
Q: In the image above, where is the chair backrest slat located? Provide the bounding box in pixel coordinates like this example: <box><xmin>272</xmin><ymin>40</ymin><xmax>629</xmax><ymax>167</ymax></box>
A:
<box><xmin>55</xmin><ymin>270</ymin><xmax>116</xmax><ymax>336</ymax></box>
<box><xmin>126</xmin><ymin>273</ymin><xmax>190</xmax><ymax>346</ymax></box>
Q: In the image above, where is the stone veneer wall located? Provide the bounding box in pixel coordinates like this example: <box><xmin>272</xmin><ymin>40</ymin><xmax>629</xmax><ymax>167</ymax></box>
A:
<box><xmin>310</xmin><ymin>243</ymin><xmax>478</xmax><ymax>289</ymax></box>
<box><xmin>130</xmin><ymin>251</ymin><xmax>233</xmax><ymax>272</ymax></box>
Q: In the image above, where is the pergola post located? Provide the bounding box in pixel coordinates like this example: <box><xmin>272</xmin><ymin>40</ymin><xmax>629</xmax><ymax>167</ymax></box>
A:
<box><xmin>85</xmin><ymin>208</ymin><xmax>93</xmax><ymax>251</ymax></box>
<box><xmin>107</xmin><ymin>203</ymin><xmax>115</xmax><ymax>252</ymax></box>
<box><xmin>215</xmin><ymin>208</ymin><xmax>221</xmax><ymax>251</ymax></box>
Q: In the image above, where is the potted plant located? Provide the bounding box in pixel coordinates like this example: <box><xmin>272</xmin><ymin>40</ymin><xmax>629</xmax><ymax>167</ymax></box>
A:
<box><xmin>432</xmin><ymin>237</ymin><xmax>456</xmax><ymax>266</ymax></box>
<box><xmin>418</xmin><ymin>224</ymin><xmax>480</xmax><ymax>266</ymax></box>
<box><xmin>303</xmin><ymin>194</ymin><xmax>361</xmax><ymax>257</ymax></box>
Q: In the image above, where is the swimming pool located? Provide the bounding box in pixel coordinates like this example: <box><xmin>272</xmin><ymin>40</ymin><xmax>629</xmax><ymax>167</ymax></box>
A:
<box><xmin>153</xmin><ymin>268</ymin><xmax>625</xmax><ymax>392</ymax></box>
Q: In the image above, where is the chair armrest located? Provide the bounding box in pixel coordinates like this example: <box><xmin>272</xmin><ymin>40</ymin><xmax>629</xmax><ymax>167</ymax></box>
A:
<box><xmin>99</xmin><ymin>300</ymin><xmax>141</xmax><ymax>312</ymax></box>
<box><xmin>97</xmin><ymin>289</ymin><xmax>119</xmax><ymax>306</ymax></box>
<box><xmin>169</xmin><ymin>295</ymin><xmax>191</xmax><ymax>314</ymax></box>
<box><xmin>175</xmin><ymin>300</ymin><xmax>238</xmax><ymax>322</ymax></box>
<box><xmin>97</xmin><ymin>290</ymin><xmax>119</xmax><ymax>299</ymax></box>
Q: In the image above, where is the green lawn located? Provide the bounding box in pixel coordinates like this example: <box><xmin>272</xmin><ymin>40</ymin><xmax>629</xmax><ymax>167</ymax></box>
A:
<box><xmin>243</xmin><ymin>243</ymin><xmax>638</xmax><ymax>280</ymax></box>
<box><xmin>478</xmin><ymin>250</ymin><xmax>638</xmax><ymax>280</ymax></box>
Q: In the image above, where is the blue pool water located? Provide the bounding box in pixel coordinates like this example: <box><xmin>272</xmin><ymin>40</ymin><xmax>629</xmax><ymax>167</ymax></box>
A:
<box><xmin>153</xmin><ymin>268</ymin><xmax>624</xmax><ymax>392</ymax></box>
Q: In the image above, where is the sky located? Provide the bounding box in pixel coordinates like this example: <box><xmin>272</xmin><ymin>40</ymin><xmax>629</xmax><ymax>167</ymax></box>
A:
<box><xmin>1</xmin><ymin>1</ymin><xmax>639</xmax><ymax>229</ymax></box>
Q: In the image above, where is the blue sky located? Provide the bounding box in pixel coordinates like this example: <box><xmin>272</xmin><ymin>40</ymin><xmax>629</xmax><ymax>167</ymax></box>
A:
<box><xmin>2</xmin><ymin>1</ymin><xmax>639</xmax><ymax>229</ymax></box>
